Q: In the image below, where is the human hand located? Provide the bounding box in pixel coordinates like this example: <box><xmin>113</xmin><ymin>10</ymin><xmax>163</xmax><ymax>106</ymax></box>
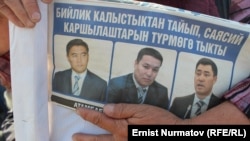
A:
<box><xmin>72</xmin><ymin>103</ymin><xmax>181</xmax><ymax>141</ymax></box>
<box><xmin>0</xmin><ymin>0</ymin><xmax>52</xmax><ymax>28</ymax></box>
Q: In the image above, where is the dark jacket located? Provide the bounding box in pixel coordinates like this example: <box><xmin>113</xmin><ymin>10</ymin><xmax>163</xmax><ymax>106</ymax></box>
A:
<box><xmin>170</xmin><ymin>93</ymin><xmax>222</xmax><ymax>119</ymax></box>
<box><xmin>52</xmin><ymin>69</ymin><xmax>107</xmax><ymax>102</ymax></box>
<box><xmin>107</xmin><ymin>73</ymin><xmax>169</xmax><ymax>109</ymax></box>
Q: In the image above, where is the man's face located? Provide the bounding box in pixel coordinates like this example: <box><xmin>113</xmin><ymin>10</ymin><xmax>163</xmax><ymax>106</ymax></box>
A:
<box><xmin>194</xmin><ymin>64</ymin><xmax>217</xmax><ymax>97</ymax></box>
<box><xmin>67</xmin><ymin>45</ymin><xmax>89</xmax><ymax>74</ymax></box>
<box><xmin>134</xmin><ymin>55</ymin><xmax>161</xmax><ymax>87</ymax></box>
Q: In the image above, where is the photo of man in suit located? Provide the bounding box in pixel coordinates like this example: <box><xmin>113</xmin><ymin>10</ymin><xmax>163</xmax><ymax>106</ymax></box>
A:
<box><xmin>170</xmin><ymin>57</ymin><xmax>221</xmax><ymax>119</ymax></box>
<box><xmin>52</xmin><ymin>38</ymin><xmax>107</xmax><ymax>102</ymax></box>
<box><xmin>107</xmin><ymin>47</ymin><xmax>169</xmax><ymax>109</ymax></box>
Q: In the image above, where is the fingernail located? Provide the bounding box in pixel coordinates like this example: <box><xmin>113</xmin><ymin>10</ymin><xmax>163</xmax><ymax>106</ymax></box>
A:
<box><xmin>31</xmin><ymin>12</ymin><xmax>41</xmax><ymax>21</ymax></box>
<box><xmin>104</xmin><ymin>104</ymin><xmax>114</xmax><ymax>113</ymax></box>
<box><xmin>42</xmin><ymin>0</ymin><xmax>52</xmax><ymax>3</ymax></box>
<box><xmin>75</xmin><ymin>107</ymin><xmax>83</xmax><ymax>115</ymax></box>
<box><xmin>75</xmin><ymin>107</ymin><xmax>80</xmax><ymax>115</ymax></box>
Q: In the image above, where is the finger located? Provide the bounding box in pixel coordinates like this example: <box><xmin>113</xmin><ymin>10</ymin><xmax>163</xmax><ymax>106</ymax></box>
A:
<box><xmin>76</xmin><ymin>107</ymin><xmax>127</xmax><ymax>135</ymax></box>
<box><xmin>0</xmin><ymin>0</ymin><xmax>24</xmax><ymax>27</ymax></box>
<box><xmin>72</xmin><ymin>133</ymin><xmax>114</xmax><ymax>141</ymax></box>
<box><xmin>4</xmin><ymin>0</ymin><xmax>35</xmax><ymax>27</ymax></box>
<box><xmin>104</xmin><ymin>103</ymin><xmax>169</xmax><ymax>124</ymax></box>
<box><xmin>21</xmin><ymin>0</ymin><xmax>41</xmax><ymax>22</ymax></box>
<box><xmin>41</xmin><ymin>0</ymin><xmax>53</xmax><ymax>4</ymax></box>
<box><xmin>104</xmin><ymin>103</ymin><xmax>146</xmax><ymax>119</ymax></box>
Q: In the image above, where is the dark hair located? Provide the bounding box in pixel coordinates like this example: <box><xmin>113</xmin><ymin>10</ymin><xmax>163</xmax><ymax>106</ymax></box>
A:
<box><xmin>136</xmin><ymin>48</ymin><xmax>163</xmax><ymax>65</ymax></box>
<box><xmin>66</xmin><ymin>39</ymin><xmax>89</xmax><ymax>55</ymax></box>
<box><xmin>196</xmin><ymin>58</ymin><xmax>218</xmax><ymax>76</ymax></box>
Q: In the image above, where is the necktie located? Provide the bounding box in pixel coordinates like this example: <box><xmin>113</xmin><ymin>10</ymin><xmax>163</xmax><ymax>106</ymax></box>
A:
<box><xmin>73</xmin><ymin>75</ymin><xmax>80</xmax><ymax>96</ymax></box>
<box><xmin>195</xmin><ymin>100</ymin><xmax>205</xmax><ymax>116</ymax></box>
<box><xmin>137</xmin><ymin>87</ymin><xmax>146</xmax><ymax>104</ymax></box>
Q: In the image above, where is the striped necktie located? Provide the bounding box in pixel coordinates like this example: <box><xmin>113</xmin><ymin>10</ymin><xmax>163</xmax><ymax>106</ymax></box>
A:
<box><xmin>73</xmin><ymin>75</ymin><xmax>80</xmax><ymax>96</ymax></box>
<box><xmin>137</xmin><ymin>87</ymin><xmax>146</xmax><ymax>104</ymax></box>
<box><xmin>195</xmin><ymin>100</ymin><xmax>205</xmax><ymax>116</ymax></box>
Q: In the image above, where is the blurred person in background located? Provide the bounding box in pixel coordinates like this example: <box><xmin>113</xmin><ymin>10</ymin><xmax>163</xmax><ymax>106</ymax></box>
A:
<box><xmin>0</xmin><ymin>12</ymin><xmax>14</xmax><ymax>141</ymax></box>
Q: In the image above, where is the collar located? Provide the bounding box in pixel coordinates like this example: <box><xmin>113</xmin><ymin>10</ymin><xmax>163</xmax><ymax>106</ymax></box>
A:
<box><xmin>193</xmin><ymin>93</ymin><xmax>212</xmax><ymax>105</ymax></box>
<box><xmin>132</xmin><ymin>73</ymin><xmax>148</xmax><ymax>90</ymax></box>
<box><xmin>72</xmin><ymin>69</ymin><xmax>87</xmax><ymax>79</ymax></box>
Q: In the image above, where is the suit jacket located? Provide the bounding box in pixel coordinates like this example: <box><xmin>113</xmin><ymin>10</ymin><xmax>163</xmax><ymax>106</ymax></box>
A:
<box><xmin>107</xmin><ymin>73</ymin><xmax>169</xmax><ymax>109</ymax></box>
<box><xmin>169</xmin><ymin>93</ymin><xmax>221</xmax><ymax>119</ymax></box>
<box><xmin>52</xmin><ymin>69</ymin><xmax>107</xmax><ymax>102</ymax></box>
